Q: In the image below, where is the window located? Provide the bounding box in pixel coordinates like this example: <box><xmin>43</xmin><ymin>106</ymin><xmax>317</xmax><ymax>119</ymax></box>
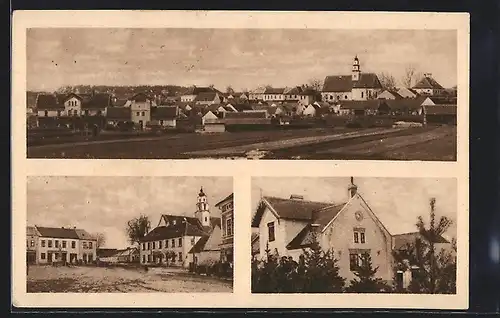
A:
<box><xmin>73</xmin><ymin>109</ymin><xmax>78</xmax><ymax>116</ymax></box>
<box><xmin>41</xmin><ymin>240</ymin><xmax>46</xmax><ymax>247</ymax></box>
<box><xmin>55</xmin><ymin>253</ymin><xmax>59</xmax><ymax>260</ymax></box>
<box><xmin>136</xmin><ymin>112</ymin><xmax>140</xmax><ymax>116</ymax></box>
<box><xmin>71</xmin><ymin>241</ymin><xmax>76</xmax><ymax>249</ymax></box>
<box><xmin>89</xmin><ymin>241</ymin><xmax>93</xmax><ymax>249</ymax></box>
<box><xmin>62</xmin><ymin>240</ymin><xmax>66</xmax><ymax>248</ymax></box>
<box><xmin>226</xmin><ymin>218</ymin><xmax>233</xmax><ymax>236</ymax></box>
<box><xmin>178</xmin><ymin>252</ymin><xmax>182</xmax><ymax>261</ymax></box>
<box><xmin>55</xmin><ymin>240</ymin><xmax>59</xmax><ymax>248</ymax></box>
<box><xmin>354</xmin><ymin>228</ymin><xmax>365</xmax><ymax>244</ymax></box>
<box><xmin>41</xmin><ymin>253</ymin><xmax>46</xmax><ymax>260</ymax></box>
<box><xmin>349</xmin><ymin>253</ymin><xmax>359</xmax><ymax>271</ymax></box>
<box><xmin>48</xmin><ymin>240</ymin><xmax>52</xmax><ymax>248</ymax></box>
<box><xmin>148</xmin><ymin>255</ymin><xmax>151</xmax><ymax>262</ymax></box>
<box><xmin>152</xmin><ymin>241</ymin><xmax>155</xmax><ymax>249</ymax></box>
<box><xmin>141</xmin><ymin>111</ymin><xmax>145</xmax><ymax>116</ymax></box>
<box><xmin>142</xmin><ymin>255</ymin><xmax>146</xmax><ymax>263</ymax></box>
<box><xmin>204</xmin><ymin>217</ymin><xmax>208</xmax><ymax>222</ymax></box>
<box><xmin>165</xmin><ymin>240</ymin><xmax>168</xmax><ymax>248</ymax></box>
<box><xmin>345</xmin><ymin>95</ymin><xmax>348</xmax><ymax>99</ymax></box>
<box><xmin>159</xmin><ymin>240</ymin><xmax>162</xmax><ymax>249</ymax></box>
<box><xmin>147</xmin><ymin>242</ymin><xmax>150</xmax><ymax>250</ymax></box>
<box><xmin>57</xmin><ymin>110</ymin><xmax>61</xmax><ymax>117</ymax></box>
<box><xmin>267</xmin><ymin>222</ymin><xmax>275</xmax><ymax>242</ymax></box>
<box><xmin>30</xmin><ymin>240</ymin><xmax>35</xmax><ymax>247</ymax></box>
<box><xmin>178</xmin><ymin>238</ymin><xmax>182</xmax><ymax>247</ymax></box>
<box><xmin>44</xmin><ymin>110</ymin><xmax>48</xmax><ymax>117</ymax></box>
<box><xmin>172</xmin><ymin>239</ymin><xmax>175</xmax><ymax>248</ymax></box>
<box><xmin>160</xmin><ymin>120</ymin><xmax>163</xmax><ymax>125</ymax></box>
<box><xmin>361</xmin><ymin>91</ymin><xmax>364</xmax><ymax>98</ymax></box>
<box><xmin>142</xmin><ymin>243</ymin><xmax>145</xmax><ymax>250</ymax></box>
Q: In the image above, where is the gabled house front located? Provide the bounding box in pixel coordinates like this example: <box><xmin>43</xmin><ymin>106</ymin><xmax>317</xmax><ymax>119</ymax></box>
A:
<box><xmin>412</xmin><ymin>73</ymin><xmax>445</xmax><ymax>96</ymax></box>
<box><xmin>251</xmin><ymin>178</ymin><xmax>394</xmax><ymax>284</ymax></box>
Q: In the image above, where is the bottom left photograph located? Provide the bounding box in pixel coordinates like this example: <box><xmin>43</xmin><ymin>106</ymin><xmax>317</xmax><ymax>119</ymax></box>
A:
<box><xmin>25</xmin><ymin>176</ymin><xmax>234</xmax><ymax>293</ymax></box>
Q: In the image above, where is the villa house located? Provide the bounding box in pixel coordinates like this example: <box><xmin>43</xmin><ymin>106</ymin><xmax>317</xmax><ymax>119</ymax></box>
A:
<box><xmin>321</xmin><ymin>56</ymin><xmax>383</xmax><ymax>102</ymax></box>
<box><xmin>251</xmin><ymin>178</ymin><xmax>452</xmax><ymax>288</ymax></box>
<box><xmin>139</xmin><ymin>187</ymin><xmax>220</xmax><ymax>268</ymax></box>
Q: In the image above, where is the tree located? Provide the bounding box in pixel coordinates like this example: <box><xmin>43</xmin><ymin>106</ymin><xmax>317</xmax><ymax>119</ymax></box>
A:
<box><xmin>402</xmin><ymin>64</ymin><xmax>422</xmax><ymax>88</ymax></box>
<box><xmin>93</xmin><ymin>232</ymin><xmax>106</xmax><ymax>249</ymax></box>
<box><xmin>299</xmin><ymin>235</ymin><xmax>345</xmax><ymax>293</ymax></box>
<box><xmin>226</xmin><ymin>86</ymin><xmax>235</xmax><ymax>94</ymax></box>
<box><xmin>307</xmin><ymin>78</ymin><xmax>323</xmax><ymax>91</ymax></box>
<box><xmin>347</xmin><ymin>252</ymin><xmax>389</xmax><ymax>293</ymax></box>
<box><xmin>392</xmin><ymin>198</ymin><xmax>456</xmax><ymax>294</ymax></box>
<box><xmin>126</xmin><ymin>215</ymin><xmax>150</xmax><ymax>246</ymax></box>
<box><xmin>378</xmin><ymin>72</ymin><xmax>397</xmax><ymax>90</ymax></box>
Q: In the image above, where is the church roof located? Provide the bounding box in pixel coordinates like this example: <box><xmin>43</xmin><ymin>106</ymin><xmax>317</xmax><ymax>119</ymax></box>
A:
<box><xmin>140</xmin><ymin>215</ymin><xmax>220</xmax><ymax>242</ymax></box>
<box><xmin>322</xmin><ymin>73</ymin><xmax>383</xmax><ymax>92</ymax></box>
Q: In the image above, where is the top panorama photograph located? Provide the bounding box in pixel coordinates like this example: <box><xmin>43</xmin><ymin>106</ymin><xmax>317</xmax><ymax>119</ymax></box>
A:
<box><xmin>26</xmin><ymin>28</ymin><xmax>458</xmax><ymax>160</ymax></box>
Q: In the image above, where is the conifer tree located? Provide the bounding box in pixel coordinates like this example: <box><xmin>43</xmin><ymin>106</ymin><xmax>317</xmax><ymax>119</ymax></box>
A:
<box><xmin>347</xmin><ymin>252</ymin><xmax>388</xmax><ymax>293</ymax></box>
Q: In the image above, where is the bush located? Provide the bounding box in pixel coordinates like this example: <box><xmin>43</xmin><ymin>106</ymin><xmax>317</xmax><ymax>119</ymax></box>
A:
<box><xmin>252</xmin><ymin>239</ymin><xmax>345</xmax><ymax>293</ymax></box>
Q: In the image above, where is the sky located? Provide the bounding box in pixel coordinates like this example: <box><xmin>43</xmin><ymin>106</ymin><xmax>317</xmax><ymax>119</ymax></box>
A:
<box><xmin>251</xmin><ymin>177</ymin><xmax>457</xmax><ymax>241</ymax></box>
<box><xmin>27</xmin><ymin>176</ymin><xmax>233</xmax><ymax>249</ymax></box>
<box><xmin>26</xmin><ymin>28</ymin><xmax>457</xmax><ymax>92</ymax></box>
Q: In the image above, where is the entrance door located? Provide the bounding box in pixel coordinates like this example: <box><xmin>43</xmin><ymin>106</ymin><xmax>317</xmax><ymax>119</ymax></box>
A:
<box><xmin>47</xmin><ymin>252</ymin><xmax>53</xmax><ymax>263</ymax></box>
<box><xmin>138</xmin><ymin>120</ymin><xmax>143</xmax><ymax>130</ymax></box>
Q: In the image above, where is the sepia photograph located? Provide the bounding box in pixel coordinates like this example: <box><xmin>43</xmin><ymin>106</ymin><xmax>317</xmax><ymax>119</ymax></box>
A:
<box><xmin>26</xmin><ymin>176</ymin><xmax>234</xmax><ymax>293</ymax></box>
<box><xmin>25</xmin><ymin>27</ymin><xmax>458</xmax><ymax>161</ymax></box>
<box><xmin>251</xmin><ymin>177</ymin><xmax>458</xmax><ymax>294</ymax></box>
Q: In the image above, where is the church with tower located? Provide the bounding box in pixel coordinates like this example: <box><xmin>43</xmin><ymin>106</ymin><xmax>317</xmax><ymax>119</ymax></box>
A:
<box><xmin>321</xmin><ymin>56</ymin><xmax>383</xmax><ymax>102</ymax></box>
<box><xmin>139</xmin><ymin>186</ymin><xmax>233</xmax><ymax>269</ymax></box>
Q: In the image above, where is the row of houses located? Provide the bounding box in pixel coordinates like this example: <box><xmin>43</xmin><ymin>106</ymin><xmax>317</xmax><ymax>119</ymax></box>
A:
<box><xmin>26</xmin><ymin>226</ymin><xmax>97</xmax><ymax>264</ymax></box>
<box><xmin>250</xmin><ymin>178</ymin><xmax>454</xmax><ymax>289</ymax></box>
<box><xmin>138</xmin><ymin>188</ymin><xmax>234</xmax><ymax>269</ymax></box>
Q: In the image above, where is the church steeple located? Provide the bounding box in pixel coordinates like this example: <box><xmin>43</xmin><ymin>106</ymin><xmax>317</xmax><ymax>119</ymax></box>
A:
<box><xmin>196</xmin><ymin>186</ymin><xmax>211</xmax><ymax>227</ymax></box>
<box><xmin>352</xmin><ymin>55</ymin><xmax>361</xmax><ymax>81</ymax></box>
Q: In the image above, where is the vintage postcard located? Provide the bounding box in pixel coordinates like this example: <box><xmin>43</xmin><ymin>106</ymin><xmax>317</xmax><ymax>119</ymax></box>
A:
<box><xmin>11</xmin><ymin>10</ymin><xmax>469</xmax><ymax>310</ymax></box>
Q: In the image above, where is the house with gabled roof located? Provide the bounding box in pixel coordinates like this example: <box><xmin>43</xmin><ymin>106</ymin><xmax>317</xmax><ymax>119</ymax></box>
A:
<box><xmin>252</xmin><ymin>178</ymin><xmax>394</xmax><ymax>284</ymax></box>
<box><xmin>322</xmin><ymin>56</ymin><xmax>383</xmax><ymax>102</ymax></box>
<box><xmin>412</xmin><ymin>73</ymin><xmax>445</xmax><ymax>96</ymax></box>
<box><xmin>139</xmin><ymin>187</ymin><xmax>221</xmax><ymax>268</ymax></box>
<box><xmin>195</xmin><ymin>92</ymin><xmax>222</xmax><ymax>105</ymax></box>
<box><xmin>284</xmin><ymin>86</ymin><xmax>303</xmax><ymax>101</ymax></box>
<box><xmin>251</xmin><ymin>177</ymin><xmax>453</xmax><ymax>288</ymax></box>
<box><xmin>150</xmin><ymin>105</ymin><xmax>179</xmax><ymax>128</ymax></box>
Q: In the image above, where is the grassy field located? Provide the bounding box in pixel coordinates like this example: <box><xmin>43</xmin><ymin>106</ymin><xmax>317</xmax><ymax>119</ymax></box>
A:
<box><xmin>27</xmin><ymin>265</ymin><xmax>233</xmax><ymax>293</ymax></box>
<box><xmin>27</xmin><ymin>126</ymin><xmax>457</xmax><ymax>161</ymax></box>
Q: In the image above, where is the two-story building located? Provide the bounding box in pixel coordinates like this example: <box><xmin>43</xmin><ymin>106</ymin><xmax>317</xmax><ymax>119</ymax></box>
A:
<box><xmin>248</xmin><ymin>87</ymin><xmax>266</xmax><ymax>101</ymax></box>
<box><xmin>139</xmin><ymin>187</ymin><xmax>220</xmax><ymax>268</ymax></box>
<box><xmin>263</xmin><ymin>88</ymin><xmax>286</xmax><ymax>102</ymax></box>
<box><xmin>321</xmin><ymin>56</ymin><xmax>383</xmax><ymax>102</ymax></box>
<box><xmin>128</xmin><ymin>93</ymin><xmax>154</xmax><ymax>129</ymax></box>
<box><xmin>251</xmin><ymin>178</ymin><xmax>452</xmax><ymax>288</ymax></box>
<box><xmin>28</xmin><ymin>226</ymin><xmax>97</xmax><ymax>264</ymax></box>
<box><xmin>216</xmin><ymin>193</ymin><xmax>234</xmax><ymax>264</ymax></box>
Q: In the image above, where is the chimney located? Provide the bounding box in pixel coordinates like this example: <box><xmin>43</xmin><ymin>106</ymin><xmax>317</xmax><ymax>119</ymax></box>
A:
<box><xmin>348</xmin><ymin>177</ymin><xmax>358</xmax><ymax>199</ymax></box>
<box><xmin>290</xmin><ymin>194</ymin><xmax>304</xmax><ymax>200</ymax></box>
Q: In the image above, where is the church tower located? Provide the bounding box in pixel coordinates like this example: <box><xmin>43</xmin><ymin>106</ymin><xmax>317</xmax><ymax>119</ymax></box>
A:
<box><xmin>352</xmin><ymin>55</ymin><xmax>361</xmax><ymax>82</ymax></box>
<box><xmin>195</xmin><ymin>187</ymin><xmax>211</xmax><ymax>227</ymax></box>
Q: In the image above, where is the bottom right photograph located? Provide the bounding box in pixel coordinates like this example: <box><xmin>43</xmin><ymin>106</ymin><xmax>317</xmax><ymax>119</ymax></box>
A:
<box><xmin>250</xmin><ymin>176</ymin><xmax>458</xmax><ymax>294</ymax></box>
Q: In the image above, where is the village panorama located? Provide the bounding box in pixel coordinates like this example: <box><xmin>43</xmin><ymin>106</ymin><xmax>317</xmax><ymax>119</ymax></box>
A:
<box><xmin>26</xmin><ymin>176</ymin><xmax>234</xmax><ymax>293</ymax></box>
<box><xmin>27</xmin><ymin>56</ymin><xmax>457</xmax><ymax>161</ymax></box>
